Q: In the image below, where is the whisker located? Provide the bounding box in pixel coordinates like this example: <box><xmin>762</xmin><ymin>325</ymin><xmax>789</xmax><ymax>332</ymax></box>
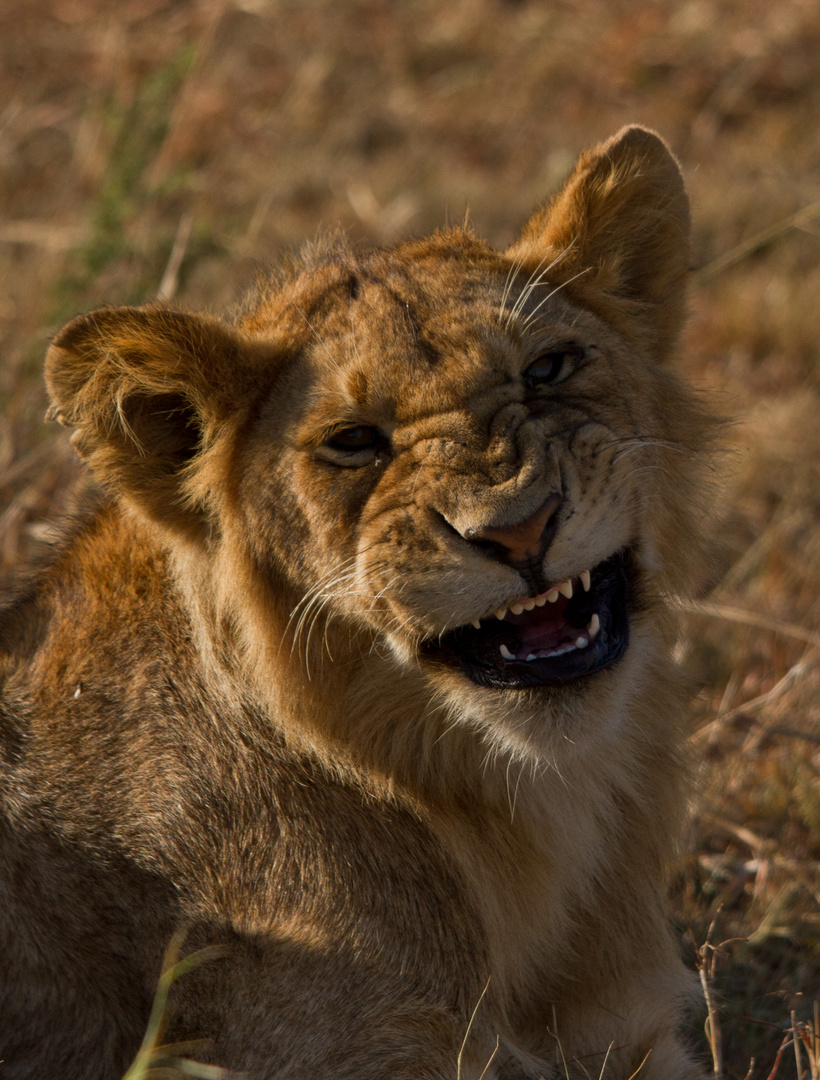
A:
<box><xmin>603</xmin><ymin>435</ymin><xmax>689</xmax><ymax>462</ymax></box>
<box><xmin>285</xmin><ymin>560</ymin><xmax>361</xmax><ymax>649</ymax></box>
<box><xmin>285</xmin><ymin>547</ymin><xmax>401</xmax><ymax>675</ymax></box>
<box><xmin>505</xmin><ymin>240</ymin><xmax>577</xmax><ymax>329</ymax></box>
<box><xmin>520</xmin><ymin>266</ymin><xmax>592</xmax><ymax>332</ymax></box>
<box><xmin>506</xmin><ymin>250</ymin><xmax>556</xmax><ymax>328</ymax></box>
<box><xmin>498</xmin><ymin>253</ymin><xmax>524</xmax><ymax>324</ymax></box>
<box><xmin>624</xmin><ymin>465</ymin><xmax>675</xmax><ymax>483</ymax></box>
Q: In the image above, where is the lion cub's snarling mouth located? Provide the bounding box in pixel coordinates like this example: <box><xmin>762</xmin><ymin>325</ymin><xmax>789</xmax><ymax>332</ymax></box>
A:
<box><xmin>424</xmin><ymin>552</ymin><xmax>631</xmax><ymax>689</ymax></box>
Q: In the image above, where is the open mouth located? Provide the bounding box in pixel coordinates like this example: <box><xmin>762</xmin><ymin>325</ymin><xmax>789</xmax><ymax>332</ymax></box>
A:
<box><xmin>421</xmin><ymin>551</ymin><xmax>632</xmax><ymax>689</ymax></box>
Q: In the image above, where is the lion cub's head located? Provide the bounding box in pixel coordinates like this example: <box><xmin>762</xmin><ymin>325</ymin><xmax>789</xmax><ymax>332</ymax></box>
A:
<box><xmin>45</xmin><ymin>127</ymin><xmax>712</xmax><ymax>758</ymax></box>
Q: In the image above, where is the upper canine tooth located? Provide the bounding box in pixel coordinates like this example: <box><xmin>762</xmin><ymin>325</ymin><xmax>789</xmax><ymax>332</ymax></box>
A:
<box><xmin>510</xmin><ymin>602</ymin><xmax>525</xmax><ymax>615</ymax></box>
<box><xmin>472</xmin><ymin>619</ymin><xmax>482</xmax><ymax>629</ymax></box>
<box><xmin>580</xmin><ymin>570</ymin><xmax>591</xmax><ymax>592</ymax></box>
<box><xmin>495</xmin><ymin>607</ymin><xmax>508</xmax><ymax>620</ymax></box>
<box><xmin>558</xmin><ymin>579</ymin><xmax>573</xmax><ymax>599</ymax></box>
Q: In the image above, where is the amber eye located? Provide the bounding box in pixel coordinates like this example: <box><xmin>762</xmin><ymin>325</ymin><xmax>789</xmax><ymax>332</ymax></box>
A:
<box><xmin>523</xmin><ymin>345</ymin><xmax>585</xmax><ymax>389</ymax></box>
<box><xmin>327</xmin><ymin>426</ymin><xmax>379</xmax><ymax>451</ymax></box>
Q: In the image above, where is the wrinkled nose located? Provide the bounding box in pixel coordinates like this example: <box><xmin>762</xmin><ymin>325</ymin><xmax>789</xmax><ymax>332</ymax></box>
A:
<box><xmin>463</xmin><ymin>493</ymin><xmax>562</xmax><ymax>567</ymax></box>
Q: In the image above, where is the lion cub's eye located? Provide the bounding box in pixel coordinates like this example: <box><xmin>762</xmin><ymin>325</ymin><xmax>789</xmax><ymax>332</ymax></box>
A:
<box><xmin>315</xmin><ymin>425</ymin><xmax>385</xmax><ymax>467</ymax></box>
<box><xmin>523</xmin><ymin>344</ymin><xmax>585</xmax><ymax>390</ymax></box>
<box><xmin>327</xmin><ymin>426</ymin><xmax>378</xmax><ymax>451</ymax></box>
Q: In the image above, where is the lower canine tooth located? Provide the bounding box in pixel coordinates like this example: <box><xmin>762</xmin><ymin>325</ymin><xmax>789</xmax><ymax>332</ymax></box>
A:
<box><xmin>588</xmin><ymin>613</ymin><xmax>600</xmax><ymax>639</ymax></box>
<box><xmin>499</xmin><ymin>643</ymin><xmax>515</xmax><ymax>660</ymax></box>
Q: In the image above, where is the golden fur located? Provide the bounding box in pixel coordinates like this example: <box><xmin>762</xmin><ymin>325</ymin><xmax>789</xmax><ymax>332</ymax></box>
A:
<box><xmin>0</xmin><ymin>127</ymin><xmax>713</xmax><ymax>1079</ymax></box>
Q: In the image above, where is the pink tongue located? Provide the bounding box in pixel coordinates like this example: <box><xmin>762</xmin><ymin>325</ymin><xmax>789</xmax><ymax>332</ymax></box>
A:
<box><xmin>518</xmin><ymin>619</ymin><xmax>576</xmax><ymax>652</ymax></box>
<box><xmin>506</xmin><ymin>601</ymin><xmax>574</xmax><ymax>652</ymax></box>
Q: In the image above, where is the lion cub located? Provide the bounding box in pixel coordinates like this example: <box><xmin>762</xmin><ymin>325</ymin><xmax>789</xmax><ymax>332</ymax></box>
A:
<box><xmin>0</xmin><ymin>127</ymin><xmax>711</xmax><ymax>1079</ymax></box>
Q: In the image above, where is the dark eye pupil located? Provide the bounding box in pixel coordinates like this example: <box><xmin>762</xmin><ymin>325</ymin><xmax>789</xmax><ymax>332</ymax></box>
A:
<box><xmin>526</xmin><ymin>356</ymin><xmax>562</xmax><ymax>384</ymax></box>
<box><xmin>329</xmin><ymin>426</ymin><xmax>376</xmax><ymax>450</ymax></box>
<box><xmin>524</xmin><ymin>345</ymin><xmax>583</xmax><ymax>389</ymax></box>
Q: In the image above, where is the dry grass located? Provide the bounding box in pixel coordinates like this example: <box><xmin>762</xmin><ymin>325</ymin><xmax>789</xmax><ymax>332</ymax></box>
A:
<box><xmin>2</xmin><ymin>2</ymin><xmax>819</xmax><ymax>1077</ymax></box>
<box><xmin>121</xmin><ymin>931</ymin><xmax>233</xmax><ymax>1080</ymax></box>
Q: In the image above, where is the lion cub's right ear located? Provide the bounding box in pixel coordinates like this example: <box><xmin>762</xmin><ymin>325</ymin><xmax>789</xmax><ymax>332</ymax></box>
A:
<box><xmin>46</xmin><ymin>304</ymin><xmax>265</xmax><ymax>534</ymax></box>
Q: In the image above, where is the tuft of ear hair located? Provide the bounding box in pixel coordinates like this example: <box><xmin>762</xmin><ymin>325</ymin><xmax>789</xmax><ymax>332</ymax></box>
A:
<box><xmin>45</xmin><ymin>305</ymin><xmax>263</xmax><ymax>535</ymax></box>
<box><xmin>506</xmin><ymin>125</ymin><xmax>690</xmax><ymax>359</ymax></box>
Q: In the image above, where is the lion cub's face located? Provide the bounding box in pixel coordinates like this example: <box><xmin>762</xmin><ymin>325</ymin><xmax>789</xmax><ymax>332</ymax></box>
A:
<box><xmin>243</xmin><ymin>245</ymin><xmax>639</xmax><ymax>693</ymax></box>
<box><xmin>46</xmin><ymin>127</ymin><xmax>709</xmax><ymax>732</ymax></box>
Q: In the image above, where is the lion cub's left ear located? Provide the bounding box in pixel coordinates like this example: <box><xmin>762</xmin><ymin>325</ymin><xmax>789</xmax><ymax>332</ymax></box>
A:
<box><xmin>506</xmin><ymin>126</ymin><xmax>690</xmax><ymax>358</ymax></box>
<box><xmin>45</xmin><ymin>304</ymin><xmax>266</xmax><ymax>534</ymax></box>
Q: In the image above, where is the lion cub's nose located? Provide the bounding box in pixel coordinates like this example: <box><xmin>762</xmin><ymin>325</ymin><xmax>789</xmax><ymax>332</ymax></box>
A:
<box><xmin>464</xmin><ymin>493</ymin><xmax>562</xmax><ymax>567</ymax></box>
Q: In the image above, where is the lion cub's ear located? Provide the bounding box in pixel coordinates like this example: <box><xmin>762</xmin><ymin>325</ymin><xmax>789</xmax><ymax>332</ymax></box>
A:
<box><xmin>507</xmin><ymin>126</ymin><xmax>690</xmax><ymax>358</ymax></box>
<box><xmin>45</xmin><ymin>305</ymin><xmax>262</xmax><ymax>534</ymax></box>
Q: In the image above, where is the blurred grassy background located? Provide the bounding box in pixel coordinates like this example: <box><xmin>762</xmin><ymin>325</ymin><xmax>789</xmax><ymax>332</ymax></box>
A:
<box><xmin>1</xmin><ymin>1</ymin><xmax>819</xmax><ymax>1076</ymax></box>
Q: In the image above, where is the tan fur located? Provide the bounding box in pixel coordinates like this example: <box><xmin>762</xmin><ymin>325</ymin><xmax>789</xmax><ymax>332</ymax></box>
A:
<box><xmin>1</xmin><ymin>127</ymin><xmax>713</xmax><ymax>1079</ymax></box>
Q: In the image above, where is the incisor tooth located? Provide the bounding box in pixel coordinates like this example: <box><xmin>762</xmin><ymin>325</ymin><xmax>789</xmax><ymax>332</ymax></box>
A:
<box><xmin>558</xmin><ymin>579</ymin><xmax>573</xmax><ymax>599</ymax></box>
<box><xmin>580</xmin><ymin>570</ymin><xmax>591</xmax><ymax>592</ymax></box>
<box><xmin>510</xmin><ymin>602</ymin><xmax>524</xmax><ymax>615</ymax></box>
<box><xmin>575</xmin><ymin>636</ymin><xmax>588</xmax><ymax>649</ymax></box>
<box><xmin>550</xmin><ymin>644</ymin><xmax>573</xmax><ymax>657</ymax></box>
<box><xmin>534</xmin><ymin>595</ymin><xmax>547</xmax><ymax>607</ymax></box>
<box><xmin>546</xmin><ymin>588</ymin><xmax>559</xmax><ymax>603</ymax></box>
<box><xmin>523</xmin><ymin>599</ymin><xmax>536</xmax><ymax>611</ymax></box>
<box><xmin>472</xmin><ymin>619</ymin><xmax>482</xmax><ymax>630</ymax></box>
<box><xmin>525</xmin><ymin>654</ymin><xmax>536</xmax><ymax>661</ymax></box>
<box><xmin>588</xmin><ymin>613</ymin><xmax>600</xmax><ymax>639</ymax></box>
<box><xmin>499</xmin><ymin>643</ymin><xmax>515</xmax><ymax>660</ymax></box>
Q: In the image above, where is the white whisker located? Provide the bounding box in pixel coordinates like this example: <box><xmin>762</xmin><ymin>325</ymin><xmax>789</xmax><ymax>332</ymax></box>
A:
<box><xmin>520</xmin><ymin>266</ymin><xmax>592</xmax><ymax>332</ymax></box>
<box><xmin>505</xmin><ymin>240</ymin><xmax>577</xmax><ymax>329</ymax></box>
<box><xmin>498</xmin><ymin>253</ymin><xmax>524</xmax><ymax>324</ymax></box>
